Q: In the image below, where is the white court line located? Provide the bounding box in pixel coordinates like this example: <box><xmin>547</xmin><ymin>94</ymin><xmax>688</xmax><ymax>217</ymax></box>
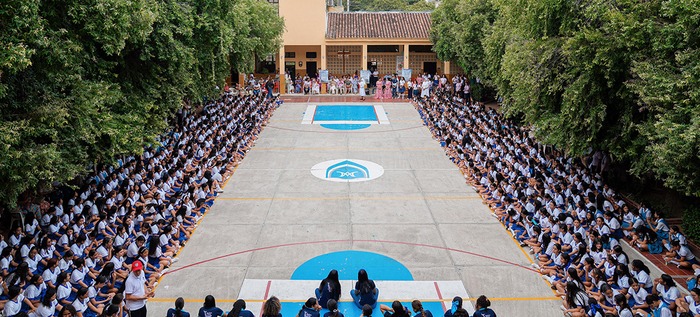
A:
<box><xmin>238</xmin><ymin>279</ymin><xmax>474</xmax><ymax>315</ymax></box>
<box><xmin>312</xmin><ymin>120</ymin><xmax>379</xmax><ymax>125</ymax></box>
<box><xmin>375</xmin><ymin>105</ymin><xmax>390</xmax><ymax>124</ymax></box>
<box><xmin>302</xmin><ymin>105</ymin><xmax>316</xmax><ymax>124</ymax></box>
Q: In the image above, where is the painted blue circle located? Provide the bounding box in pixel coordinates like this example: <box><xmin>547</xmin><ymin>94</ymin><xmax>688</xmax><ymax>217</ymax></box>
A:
<box><xmin>320</xmin><ymin>124</ymin><xmax>371</xmax><ymax>130</ymax></box>
<box><xmin>291</xmin><ymin>250</ymin><xmax>413</xmax><ymax>281</ymax></box>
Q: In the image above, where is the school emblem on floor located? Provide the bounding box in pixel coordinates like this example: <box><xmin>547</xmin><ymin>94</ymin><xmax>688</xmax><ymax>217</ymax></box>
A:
<box><xmin>311</xmin><ymin>159</ymin><xmax>384</xmax><ymax>182</ymax></box>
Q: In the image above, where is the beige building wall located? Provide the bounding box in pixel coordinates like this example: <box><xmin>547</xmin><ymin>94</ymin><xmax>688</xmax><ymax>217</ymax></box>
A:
<box><xmin>279</xmin><ymin>0</ymin><xmax>327</xmax><ymax>46</ymax></box>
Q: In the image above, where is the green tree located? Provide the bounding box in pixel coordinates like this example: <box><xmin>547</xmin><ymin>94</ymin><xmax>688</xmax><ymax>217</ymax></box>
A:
<box><xmin>0</xmin><ymin>0</ymin><xmax>284</xmax><ymax>207</ymax></box>
<box><xmin>431</xmin><ymin>0</ymin><xmax>700</xmax><ymax>196</ymax></box>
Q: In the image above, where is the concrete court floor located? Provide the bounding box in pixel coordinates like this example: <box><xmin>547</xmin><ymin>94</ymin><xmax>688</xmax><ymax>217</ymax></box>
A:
<box><xmin>149</xmin><ymin>101</ymin><xmax>562</xmax><ymax>317</ymax></box>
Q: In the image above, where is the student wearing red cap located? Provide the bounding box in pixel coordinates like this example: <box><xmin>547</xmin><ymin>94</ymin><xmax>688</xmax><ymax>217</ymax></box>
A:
<box><xmin>125</xmin><ymin>260</ymin><xmax>153</xmax><ymax>317</ymax></box>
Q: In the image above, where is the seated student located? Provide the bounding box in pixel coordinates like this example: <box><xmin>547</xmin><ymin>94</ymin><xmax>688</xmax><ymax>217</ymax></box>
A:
<box><xmin>315</xmin><ymin>270</ymin><xmax>341</xmax><ymax>309</ymax></box>
<box><xmin>296</xmin><ymin>298</ymin><xmax>321</xmax><ymax>317</ymax></box>
<box><xmin>323</xmin><ymin>300</ymin><xmax>344</xmax><ymax>317</ymax></box>
<box><xmin>360</xmin><ymin>304</ymin><xmax>373</xmax><ymax>317</ymax></box>
<box><xmin>31</xmin><ymin>287</ymin><xmax>63</xmax><ymax>317</ymax></box>
<box><xmin>652</xmin><ymin>274</ymin><xmax>680</xmax><ymax>311</ymax></box>
<box><xmin>380</xmin><ymin>301</ymin><xmax>410</xmax><ymax>317</ymax></box>
<box><xmin>167</xmin><ymin>297</ymin><xmax>191</xmax><ymax>317</ymax></box>
<box><xmin>634</xmin><ymin>294</ymin><xmax>671</xmax><ymax>317</ymax></box>
<box><xmin>410</xmin><ymin>300</ymin><xmax>433</xmax><ymax>317</ymax></box>
<box><xmin>350</xmin><ymin>269</ymin><xmax>379</xmax><ymax>309</ymax></box>
<box><xmin>664</xmin><ymin>240</ymin><xmax>699</xmax><ymax>269</ymax></box>
<box><xmin>73</xmin><ymin>287</ymin><xmax>105</xmax><ymax>317</ymax></box>
<box><xmin>199</xmin><ymin>295</ymin><xmax>224</xmax><ymax>317</ymax></box>
<box><xmin>225</xmin><ymin>299</ymin><xmax>254</xmax><ymax>317</ymax></box>
<box><xmin>472</xmin><ymin>296</ymin><xmax>496</xmax><ymax>317</ymax></box>
<box><xmin>261</xmin><ymin>296</ymin><xmax>282</xmax><ymax>317</ymax></box>
<box><xmin>675</xmin><ymin>287</ymin><xmax>700</xmax><ymax>316</ymax></box>
<box><xmin>442</xmin><ymin>296</ymin><xmax>463</xmax><ymax>317</ymax></box>
<box><xmin>627</xmin><ymin>278</ymin><xmax>650</xmax><ymax>312</ymax></box>
<box><xmin>615</xmin><ymin>293</ymin><xmax>634</xmax><ymax>317</ymax></box>
<box><xmin>4</xmin><ymin>285</ymin><xmax>36</xmax><ymax>316</ymax></box>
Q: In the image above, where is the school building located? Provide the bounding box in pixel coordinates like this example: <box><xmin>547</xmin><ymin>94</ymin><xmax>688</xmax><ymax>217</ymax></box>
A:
<box><xmin>248</xmin><ymin>0</ymin><xmax>460</xmax><ymax>93</ymax></box>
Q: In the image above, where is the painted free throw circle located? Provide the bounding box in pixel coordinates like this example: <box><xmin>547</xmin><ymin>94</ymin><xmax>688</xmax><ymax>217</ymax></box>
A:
<box><xmin>311</xmin><ymin>159</ymin><xmax>384</xmax><ymax>182</ymax></box>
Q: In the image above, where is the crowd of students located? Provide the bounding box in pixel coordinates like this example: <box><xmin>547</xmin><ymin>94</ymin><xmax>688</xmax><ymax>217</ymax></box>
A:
<box><xmin>166</xmin><ymin>269</ymin><xmax>497</xmax><ymax>317</ymax></box>
<box><xmin>1</xmin><ymin>91</ymin><xmax>278</xmax><ymax>317</ymax></box>
<box><xmin>282</xmin><ymin>72</ymin><xmax>472</xmax><ymax>103</ymax></box>
<box><xmin>413</xmin><ymin>88</ymin><xmax>700</xmax><ymax>317</ymax></box>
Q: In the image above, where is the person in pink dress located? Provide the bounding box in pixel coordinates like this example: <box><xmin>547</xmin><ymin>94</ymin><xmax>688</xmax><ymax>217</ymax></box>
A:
<box><xmin>383</xmin><ymin>78</ymin><xmax>392</xmax><ymax>99</ymax></box>
<box><xmin>375</xmin><ymin>79</ymin><xmax>384</xmax><ymax>99</ymax></box>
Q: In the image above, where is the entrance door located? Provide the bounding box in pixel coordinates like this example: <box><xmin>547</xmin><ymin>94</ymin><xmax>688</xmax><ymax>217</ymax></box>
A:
<box><xmin>306</xmin><ymin>62</ymin><xmax>317</xmax><ymax>78</ymax></box>
<box><xmin>367</xmin><ymin>61</ymin><xmax>377</xmax><ymax>73</ymax></box>
<box><xmin>423</xmin><ymin>62</ymin><xmax>437</xmax><ymax>76</ymax></box>
<box><xmin>285</xmin><ymin>62</ymin><xmax>296</xmax><ymax>80</ymax></box>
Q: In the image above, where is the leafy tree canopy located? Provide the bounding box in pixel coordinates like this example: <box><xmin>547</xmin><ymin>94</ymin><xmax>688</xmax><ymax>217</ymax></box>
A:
<box><xmin>0</xmin><ymin>0</ymin><xmax>284</xmax><ymax>206</ymax></box>
<box><xmin>431</xmin><ymin>0</ymin><xmax>700</xmax><ymax>197</ymax></box>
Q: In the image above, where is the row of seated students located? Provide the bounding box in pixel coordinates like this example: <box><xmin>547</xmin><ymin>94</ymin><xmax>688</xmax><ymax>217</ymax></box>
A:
<box><xmin>166</xmin><ymin>269</ymin><xmax>497</xmax><ymax>317</ymax></box>
<box><xmin>0</xmin><ymin>91</ymin><xmax>278</xmax><ymax>317</ymax></box>
<box><xmin>413</xmin><ymin>91</ymin><xmax>700</xmax><ymax>317</ymax></box>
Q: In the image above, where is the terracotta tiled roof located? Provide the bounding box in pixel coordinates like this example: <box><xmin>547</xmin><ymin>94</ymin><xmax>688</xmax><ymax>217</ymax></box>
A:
<box><xmin>326</xmin><ymin>12</ymin><xmax>432</xmax><ymax>39</ymax></box>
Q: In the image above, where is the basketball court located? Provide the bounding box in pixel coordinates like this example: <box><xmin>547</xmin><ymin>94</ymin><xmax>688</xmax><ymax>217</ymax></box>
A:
<box><xmin>149</xmin><ymin>100</ymin><xmax>562</xmax><ymax>316</ymax></box>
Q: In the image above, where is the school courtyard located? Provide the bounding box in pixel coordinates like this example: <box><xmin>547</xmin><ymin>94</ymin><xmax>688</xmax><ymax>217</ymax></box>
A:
<box><xmin>148</xmin><ymin>98</ymin><xmax>564</xmax><ymax>317</ymax></box>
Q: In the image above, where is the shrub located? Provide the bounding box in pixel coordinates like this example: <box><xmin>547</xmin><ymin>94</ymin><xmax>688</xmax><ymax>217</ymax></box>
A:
<box><xmin>682</xmin><ymin>206</ymin><xmax>700</xmax><ymax>243</ymax></box>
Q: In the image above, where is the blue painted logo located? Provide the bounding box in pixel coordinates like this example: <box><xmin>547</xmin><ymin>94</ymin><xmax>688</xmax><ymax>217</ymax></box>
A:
<box><xmin>326</xmin><ymin>160</ymin><xmax>370</xmax><ymax>180</ymax></box>
<box><xmin>311</xmin><ymin>159</ymin><xmax>384</xmax><ymax>183</ymax></box>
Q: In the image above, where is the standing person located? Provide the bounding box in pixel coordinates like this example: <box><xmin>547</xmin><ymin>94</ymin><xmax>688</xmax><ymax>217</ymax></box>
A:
<box><xmin>472</xmin><ymin>296</ymin><xmax>496</xmax><ymax>317</ymax></box>
<box><xmin>350</xmin><ymin>269</ymin><xmax>379</xmax><ymax>309</ymax></box>
<box><xmin>124</xmin><ymin>260</ymin><xmax>152</xmax><ymax>317</ymax></box>
<box><xmin>265</xmin><ymin>78</ymin><xmax>275</xmax><ymax>100</ymax></box>
<box><xmin>359</xmin><ymin>78</ymin><xmax>366</xmax><ymax>101</ymax></box>
<box><xmin>315</xmin><ymin>270</ymin><xmax>341</xmax><ymax>309</ymax></box>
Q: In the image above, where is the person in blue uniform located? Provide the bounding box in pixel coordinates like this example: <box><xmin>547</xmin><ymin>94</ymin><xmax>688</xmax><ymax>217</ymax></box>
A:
<box><xmin>443</xmin><ymin>296</ymin><xmax>463</xmax><ymax>317</ymax></box>
<box><xmin>472</xmin><ymin>296</ymin><xmax>496</xmax><ymax>317</ymax></box>
<box><xmin>167</xmin><ymin>298</ymin><xmax>191</xmax><ymax>317</ymax></box>
<box><xmin>316</xmin><ymin>270</ymin><xmax>341</xmax><ymax>309</ymax></box>
<box><xmin>226</xmin><ymin>299</ymin><xmax>255</xmax><ymax>317</ymax></box>
<box><xmin>198</xmin><ymin>295</ymin><xmax>224</xmax><ymax>317</ymax></box>
<box><xmin>296</xmin><ymin>298</ymin><xmax>321</xmax><ymax>317</ymax></box>
<box><xmin>350</xmin><ymin>269</ymin><xmax>379</xmax><ymax>309</ymax></box>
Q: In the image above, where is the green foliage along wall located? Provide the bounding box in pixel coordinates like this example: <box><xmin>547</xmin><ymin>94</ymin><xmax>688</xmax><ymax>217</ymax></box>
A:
<box><xmin>430</xmin><ymin>0</ymin><xmax>700</xmax><ymax>197</ymax></box>
<box><xmin>0</xmin><ymin>0</ymin><xmax>284</xmax><ymax>207</ymax></box>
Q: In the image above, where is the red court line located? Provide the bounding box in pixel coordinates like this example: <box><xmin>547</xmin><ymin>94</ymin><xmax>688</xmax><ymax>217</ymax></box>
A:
<box><xmin>434</xmin><ymin>282</ymin><xmax>446</xmax><ymax>311</ymax></box>
<box><xmin>264</xmin><ymin>280</ymin><xmax>272</xmax><ymax>300</ymax></box>
<box><xmin>311</xmin><ymin>106</ymin><xmax>318</xmax><ymax>124</ymax></box>
<box><xmin>162</xmin><ymin>239</ymin><xmax>538</xmax><ymax>277</ymax></box>
<box><xmin>373</xmin><ymin>106</ymin><xmax>380</xmax><ymax>124</ymax></box>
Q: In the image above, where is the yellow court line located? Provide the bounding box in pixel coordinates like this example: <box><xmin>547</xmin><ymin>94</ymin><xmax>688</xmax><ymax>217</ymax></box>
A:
<box><xmin>216</xmin><ymin>196</ymin><xmax>482</xmax><ymax>201</ymax></box>
<box><xmin>149</xmin><ymin>297</ymin><xmax>560</xmax><ymax>303</ymax></box>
